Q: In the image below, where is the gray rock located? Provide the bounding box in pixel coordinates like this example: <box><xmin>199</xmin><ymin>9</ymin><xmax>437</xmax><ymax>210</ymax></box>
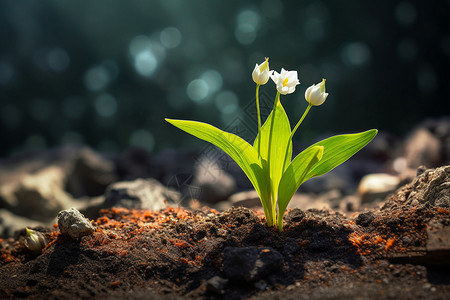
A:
<box><xmin>0</xmin><ymin>166</ymin><xmax>77</xmax><ymax>222</ymax></box>
<box><xmin>58</xmin><ymin>207</ymin><xmax>95</xmax><ymax>239</ymax></box>
<box><xmin>383</xmin><ymin>165</ymin><xmax>450</xmax><ymax>210</ymax></box>
<box><xmin>104</xmin><ymin>178</ymin><xmax>180</xmax><ymax>210</ymax></box>
<box><xmin>228</xmin><ymin>190</ymin><xmax>261</xmax><ymax>208</ymax></box>
<box><xmin>65</xmin><ymin>147</ymin><xmax>117</xmax><ymax>197</ymax></box>
<box><xmin>402</xmin><ymin>127</ymin><xmax>442</xmax><ymax>169</ymax></box>
<box><xmin>191</xmin><ymin>157</ymin><xmax>236</xmax><ymax>204</ymax></box>
<box><xmin>358</xmin><ymin>173</ymin><xmax>400</xmax><ymax>204</ymax></box>
<box><xmin>206</xmin><ymin>276</ymin><xmax>228</xmax><ymax>294</ymax></box>
<box><xmin>222</xmin><ymin>246</ymin><xmax>284</xmax><ymax>282</ymax></box>
<box><xmin>0</xmin><ymin>209</ymin><xmax>43</xmax><ymax>237</ymax></box>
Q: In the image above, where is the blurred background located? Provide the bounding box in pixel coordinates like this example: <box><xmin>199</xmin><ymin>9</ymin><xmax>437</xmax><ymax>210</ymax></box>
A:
<box><xmin>1</xmin><ymin>0</ymin><xmax>449</xmax><ymax>158</ymax></box>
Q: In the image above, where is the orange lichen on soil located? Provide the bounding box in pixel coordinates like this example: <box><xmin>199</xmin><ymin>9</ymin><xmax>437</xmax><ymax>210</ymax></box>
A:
<box><xmin>384</xmin><ymin>238</ymin><xmax>396</xmax><ymax>251</ymax></box>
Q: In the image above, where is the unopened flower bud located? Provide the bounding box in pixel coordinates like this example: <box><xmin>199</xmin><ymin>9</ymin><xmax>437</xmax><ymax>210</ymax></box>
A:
<box><xmin>305</xmin><ymin>79</ymin><xmax>328</xmax><ymax>106</ymax></box>
<box><xmin>24</xmin><ymin>227</ymin><xmax>47</xmax><ymax>254</ymax></box>
<box><xmin>252</xmin><ymin>57</ymin><xmax>273</xmax><ymax>85</ymax></box>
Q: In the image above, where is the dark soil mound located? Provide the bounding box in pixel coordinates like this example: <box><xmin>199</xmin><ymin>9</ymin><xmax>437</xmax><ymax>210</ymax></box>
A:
<box><xmin>1</xmin><ymin>167</ymin><xmax>450</xmax><ymax>299</ymax></box>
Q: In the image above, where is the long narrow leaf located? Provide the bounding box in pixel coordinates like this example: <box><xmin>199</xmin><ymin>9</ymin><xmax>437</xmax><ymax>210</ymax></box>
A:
<box><xmin>277</xmin><ymin>145</ymin><xmax>324</xmax><ymax>230</ymax></box>
<box><xmin>302</xmin><ymin>129</ymin><xmax>378</xmax><ymax>182</ymax></box>
<box><xmin>165</xmin><ymin>118</ymin><xmax>270</xmax><ymax>213</ymax></box>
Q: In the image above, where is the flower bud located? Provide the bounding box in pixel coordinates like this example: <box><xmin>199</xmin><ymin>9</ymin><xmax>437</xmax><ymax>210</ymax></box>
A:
<box><xmin>24</xmin><ymin>227</ymin><xmax>47</xmax><ymax>254</ymax></box>
<box><xmin>305</xmin><ymin>79</ymin><xmax>328</xmax><ymax>106</ymax></box>
<box><xmin>252</xmin><ymin>57</ymin><xmax>273</xmax><ymax>85</ymax></box>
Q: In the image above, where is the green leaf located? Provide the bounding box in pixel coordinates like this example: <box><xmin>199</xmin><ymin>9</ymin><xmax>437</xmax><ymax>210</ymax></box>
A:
<box><xmin>302</xmin><ymin>129</ymin><xmax>378</xmax><ymax>182</ymax></box>
<box><xmin>277</xmin><ymin>145</ymin><xmax>324</xmax><ymax>230</ymax></box>
<box><xmin>165</xmin><ymin>118</ymin><xmax>271</xmax><ymax>220</ymax></box>
<box><xmin>253</xmin><ymin>98</ymin><xmax>292</xmax><ymax>218</ymax></box>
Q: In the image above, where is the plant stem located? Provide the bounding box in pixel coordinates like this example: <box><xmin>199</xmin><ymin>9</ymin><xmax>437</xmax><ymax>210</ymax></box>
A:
<box><xmin>290</xmin><ymin>103</ymin><xmax>312</xmax><ymax>141</ymax></box>
<box><xmin>255</xmin><ymin>84</ymin><xmax>262</xmax><ymax>154</ymax></box>
<box><xmin>267</xmin><ymin>92</ymin><xmax>280</xmax><ymax>225</ymax></box>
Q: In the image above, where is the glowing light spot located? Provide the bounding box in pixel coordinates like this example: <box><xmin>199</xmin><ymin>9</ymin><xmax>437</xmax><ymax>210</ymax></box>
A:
<box><xmin>200</xmin><ymin>70</ymin><xmax>223</xmax><ymax>93</ymax></box>
<box><xmin>134</xmin><ymin>50</ymin><xmax>158</xmax><ymax>77</ymax></box>
<box><xmin>160</xmin><ymin>27</ymin><xmax>182</xmax><ymax>49</ymax></box>
<box><xmin>84</xmin><ymin>65</ymin><xmax>111</xmax><ymax>91</ymax></box>
<box><xmin>48</xmin><ymin>48</ymin><xmax>70</xmax><ymax>72</ymax></box>
<box><xmin>341</xmin><ymin>42</ymin><xmax>371</xmax><ymax>66</ymax></box>
<box><xmin>215</xmin><ymin>90</ymin><xmax>239</xmax><ymax>114</ymax></box>
<box><xmin>95</xmin><ymin>94</ymin><xmax>117</xmax><ymax>118</ymax></box>
<box><xmin>187</xmin><ymin>79</ymin><xmax>209</xmax><ymax>102</ymax></box>
<box><xmin>235</xmin><ymin>10</ymin><xmax>260</xmax><ymax>45</ymax></box>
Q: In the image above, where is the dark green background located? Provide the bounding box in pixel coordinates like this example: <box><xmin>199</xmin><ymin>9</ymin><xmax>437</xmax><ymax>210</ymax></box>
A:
<box><xmin>1</xmin><ymin>0</ymin><xmax>449</xmax><ymax>157</ymax></box>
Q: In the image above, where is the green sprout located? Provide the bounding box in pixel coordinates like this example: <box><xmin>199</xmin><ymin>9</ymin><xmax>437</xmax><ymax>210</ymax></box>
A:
<box><xmin>166</xmin><ymin>58</ymin><xmax>377</xmax><ymax>231</ymax></box>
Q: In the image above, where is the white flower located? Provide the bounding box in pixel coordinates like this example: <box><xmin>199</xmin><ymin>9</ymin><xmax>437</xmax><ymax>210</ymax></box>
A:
<box><xmin>252</xmin><ymin>57</ymin><xmax>273</xmax><ymax>85</ymax></box>
<box><xmin>271</xmin><ymin>68</ymin><xmax>300</xmax><ymax>95</ymax></box>
<box><xmin>305</xmin><ymin>79</ymin><xmax>328</xmax><ymax>106</ymax></box>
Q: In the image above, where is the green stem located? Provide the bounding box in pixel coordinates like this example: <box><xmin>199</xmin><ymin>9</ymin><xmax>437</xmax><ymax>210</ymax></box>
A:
<box><xmin>290</xmin><ymin>103</ymin><xmax>312</xmax><ymax>141</ymax></box>
<box><xmin>267</xmin><ymin>92</ymin><xmax>280</xmax><ymax>225</ymax></box>
<box><xmin>256</xmin><ymin>84</ymin><xmax>262</xmax><ymax>154</ymax></box>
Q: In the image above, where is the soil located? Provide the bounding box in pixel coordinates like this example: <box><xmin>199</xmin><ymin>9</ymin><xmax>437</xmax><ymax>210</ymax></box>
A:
<box><xmin>1</xmin><ymin>191</ymin><xmax>449</xmax><ymax>300</ymax></box>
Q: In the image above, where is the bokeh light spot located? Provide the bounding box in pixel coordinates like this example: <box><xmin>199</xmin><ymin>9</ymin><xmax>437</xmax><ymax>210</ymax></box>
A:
<box><xmin>186</xmin><ymin>79</ymin><xmax>209</xmax><ymax>102</ymax></box>
<box><xmin>160</xmin><ymin>27</ymin><xmax>182</xmax><ymax>49</ymax></box>
<box><xmin>200</xmin><ymin>70</ymin><xmax>223</xmax><ymax>94</ymax></box>
<box><xmin>134</xmin><ymin>50</ymin><xmax>158</xmax><ymax>77</ymax></box>
<box><xmin>84</xmin><ymin>65</ymin><xmax>111</xmax><ymax>91</ymax></box>
<box><xmin>341</xmin><ymin>42</ymin><xmax>371</xmax><ymax>66</ymax></box>
<box><xmin>95</xmin><ymin>94</ymin><xmax>117</xmax><ymax>117</ymax></box>
<box><xmin>215</xmin><ymin>90</ymin><xmax>239</xmax><ymax>114</ymax></box>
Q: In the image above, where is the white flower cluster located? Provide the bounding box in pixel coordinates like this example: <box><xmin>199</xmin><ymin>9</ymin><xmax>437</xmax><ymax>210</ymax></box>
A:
<box><xmin>252</xmin><ymin>58</ymin><xmax>328</xmax><ymax>105</ymax></box>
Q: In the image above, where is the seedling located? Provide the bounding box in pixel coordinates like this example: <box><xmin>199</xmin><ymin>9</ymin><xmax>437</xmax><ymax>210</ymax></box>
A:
<box><xmin>166</xmin><ymin>58</ymin><xmax>377</xmax><ymax>231</ymax></box>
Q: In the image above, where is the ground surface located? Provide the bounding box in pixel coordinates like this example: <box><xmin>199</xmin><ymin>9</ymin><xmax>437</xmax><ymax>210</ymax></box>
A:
<box><xmin>1</xmin><ymin>194</ymin><xmax>449</xmax><ymax>299</ymax></box>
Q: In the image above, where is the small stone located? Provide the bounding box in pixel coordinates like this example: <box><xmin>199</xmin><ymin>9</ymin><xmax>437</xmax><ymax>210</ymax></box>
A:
<box><xmin>358</xmin><ymin>173</ymin><xmax>400</xmax><ymax>203</ymax></box>
<box><xmin>206</xmin><ymin>276</ymin><xmax>228</xmax><ymax>294</ymax></box>
<box><xmin>104</xmin><ymin>178</ymin><xmax>180</xmax><ymax>210</ymax></box>
<box><xmin>355</xmin><ymin>211</ymin><xmax>375</xmax><ymax>227</ymax></box>
<box><xmin>58</xmin><ymin>208</ymin><xmax>95</xmax><ymax>239</ymax></box>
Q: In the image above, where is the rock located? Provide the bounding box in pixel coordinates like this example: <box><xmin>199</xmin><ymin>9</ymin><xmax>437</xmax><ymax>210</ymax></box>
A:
<box><xmin>0</xmin><ymin>209</ymin><xmax>43</xmax><ymax>237</ymax></box>
<box><xmin>57</xmin><ymin>207</ymin><xmax>95</xmax><ymax>239</ymax></box>
<box><xmin>401</xmin><ymin>127</ymin><xmax>442</xmax><ymax>170</ymax></box>
<box><xmin>358</xmin><ymin>173</ymin><xmax>400</xmax><ymax>203</ymax></box>
<box><xmin>206</xmin><ymin>276</ymin><xmax>228</xmax><ymax>294</ymax></box>
<box><xmin>190</xmin><ymin>157</ymin><xmax>236</xmax><ymax>204</ymax></box>
<box><xmin>287</xmin><ymin>192</ymin><xmax>332</xmax><ymax>211</ymax></box>
<box><xmin>65</xmin><ymin>147</ymin><xmax>117</xmax><ymax>197</ymax></box>
<box><xmin>104</xmin><ymin>178</ymin><xmax>180</xmax><ymax>210</ymax></box>
<box><xmin>0</xmin><ymin>166</ymin><xmax>77</xmax><ymax>222</ymax></box>
<box><xmin>355</xmin><ymin>211</ymin><xmax>375</xmax><ymax>227</ymax></box>
<box><xmin>222</xmin><ymin>246</ymin><xmax>284</xmax><ymax>282</ymax></box>
<box><xmin>0</xmin><ymin>146</ymin><xmax>116</xmax><ymax>223</ymax></box>
<box><xmin>228</xmin><ymin>190</ymin><xmax>261</xmax><ymax>208</ymax></box>
<box><xmin>383</xmin><ymin>165</ymin><xmax>450</xmax><ymax>210</ymax></box>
